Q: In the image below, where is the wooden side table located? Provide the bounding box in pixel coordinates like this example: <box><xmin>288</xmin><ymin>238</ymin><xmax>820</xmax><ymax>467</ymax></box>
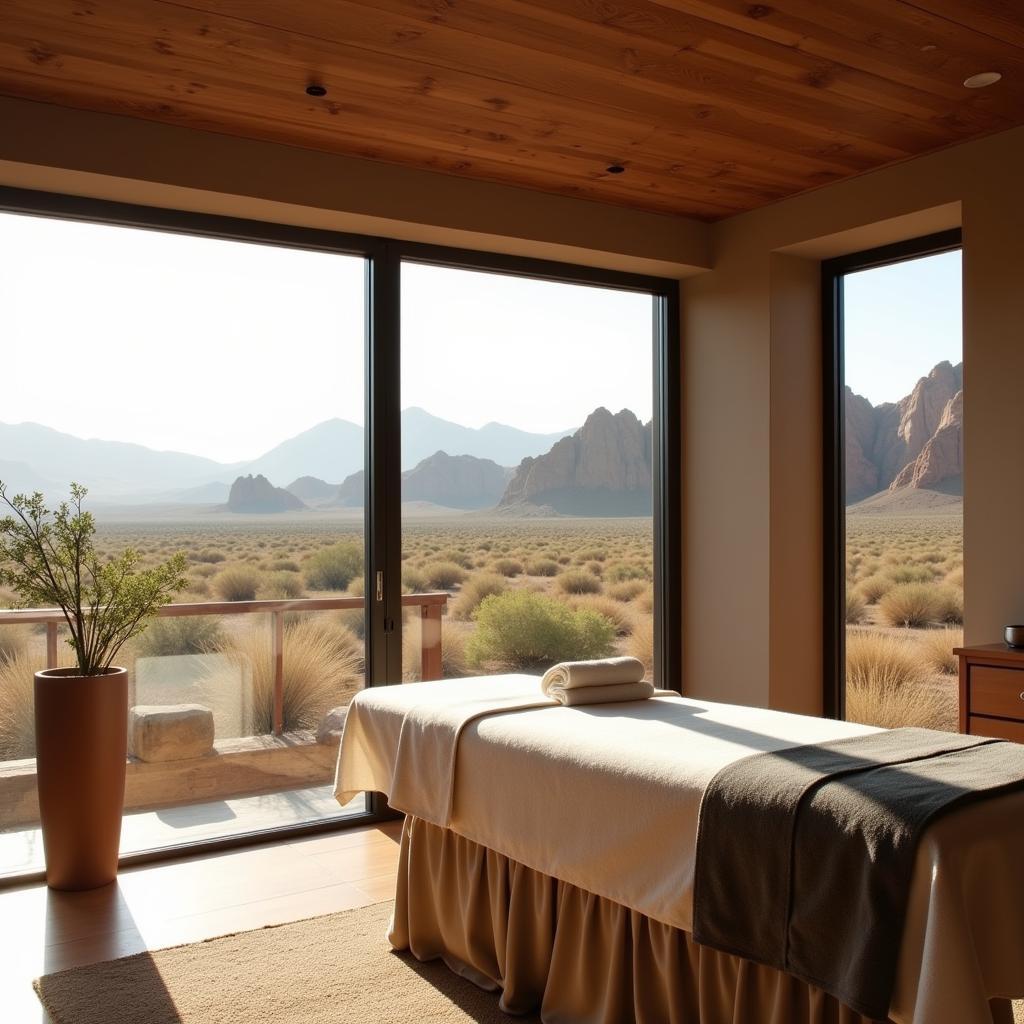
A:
<box><xmin>955</xmin><ymin>643</ymin><xmax>1024</xmax><ymax>742</ymax></box>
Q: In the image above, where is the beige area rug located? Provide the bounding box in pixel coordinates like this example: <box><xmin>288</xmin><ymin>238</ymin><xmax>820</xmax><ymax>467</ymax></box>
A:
<box><xmin>35</xmin><ymin>900</ymin><xmax>539</xmax><ymax>1024</ymax></box>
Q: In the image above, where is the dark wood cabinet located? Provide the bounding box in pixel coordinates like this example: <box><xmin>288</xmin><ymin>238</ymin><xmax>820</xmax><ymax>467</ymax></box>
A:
<box><xmin>955</xmin><ymin>644</ymin><xmax>1024</xmax><ymax>742</ymax></box>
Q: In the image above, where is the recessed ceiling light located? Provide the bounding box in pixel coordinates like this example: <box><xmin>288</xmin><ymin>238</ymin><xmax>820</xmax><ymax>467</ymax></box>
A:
<box><xmin>606</xmin><ymin>164</ymin><xmax>625</xmax><ymax>174</ymax></box>
<box><xmin>963</xmin><ymin>71</ymin><xmax>1002</xmax><ymax>89</ymax></box>
<box><xmin>305</xmin><ymin>84</ymin><xmax>328</xmax><ymax>97</ymax></box>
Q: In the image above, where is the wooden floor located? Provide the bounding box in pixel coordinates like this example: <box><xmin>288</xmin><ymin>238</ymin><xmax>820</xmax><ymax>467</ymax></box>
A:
<box><xmin>0</xmin><ymin>818</ymin><xmax>403</xmax><ymax>1023</ymax></box>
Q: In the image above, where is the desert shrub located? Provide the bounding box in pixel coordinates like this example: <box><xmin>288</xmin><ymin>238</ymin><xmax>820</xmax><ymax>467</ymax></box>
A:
<box><xmin>605</xmin><ymin>561</ymin><xmax>650</xmax><ymax>583</ymax></box>
<box><xmin>213</xmin><ymin>565</ymin><xmax>262</xmax><ymax>602</ymax></box>
<box><xmin>439</xmin><ymin>548</ymin><xmax>474</xmax><ymax>570</ymax></box>
<box><xmin>206</xmin><ymin>617</ymin><xmax>363</xmax><ymax>735</ymax></box>
<box><xmin>467</xmin><ymin>591</ymin><xmax>614</xmax><ymax>670</ymax></box>
<box><xmin>944</xmin><ymin>566</ymin><xmax>964</xmax><ymax>589</ymax></box>
<box><xmin>886</xmin><ymin>564</ymin><xmax>937</xmax><ymax>584</ymax></box>
<box><xmin>261</xmin><ymin>570</ymin><xmax>305</xmax><ymax>600</ymax></box>
<box><xmin>422</xmin><ymin>561</ymin><xmax>468</xmax><ymax>590</ymax></box>
<box><xmin>402</xmin><ymin>620</ymin><xmax>469</xmax><ymax>680</ymax></box>
<box><xmin>557</xmin><ymin>569</ymin><xmax>602</xmax><ymax>595</ymax></box>
<box><xmin>451</xmin><ymin>573</ymin><xmax>507</xmax><ymax>621</ymax></box>
<box><xmin>402</xmin><ymin>566</ymin><xmax>427</xmax><ymax>592</ymax></box>
<box><xmin>491</xmin><ymin>558</ymin><xmax>523</xmax><ymax>578</ymax></box>
<box><xmin>525</xmin><ymin>558</ymin><xmax>560</xmax><ymax>577</ymax></box>
<box><xmin>628</xmin><ymin>618</ymin><xmax>654</xmax><ymax>680</ymax></box>
<box><xmin>845</xmin><ymin>632</ymin><xmax>952</xmax><ymax>730</ymax></box>
<box><xmin>845</xmin><ymin>588</ymin><xmax>867</xmax><ymax>625</ymax></box>
<box><xmin>855</xmin><ymin>574</ymin><xmax>892</xmax><ymax>604</ymax></box>
<box><xmin>917</xmin><ymin>627</ymin><xmax>962</xmax><ymax>676</ymax></box>
<box><xmin>192</xmin><ymin>563</ymin><xmax>219</xmax><ymax>579</ymax></box>
<box><xmin>584</xmin><ymin>560</ymin><xmax>604</xmax><ymax>577</ymax></box>
<box><xmin>878</xmin><ymin>583</ymin><xmax>939</xmax><ymax>628</ymax></box>
<box><xmin>347</xmin><ymin>575</ymin><xmax>365</xmax><ymax>598</ymax></box>
<box><xmin>136</xmin><ymin>616</ymin><xmax>224</xmax><ymax>658</ymax></box>
<box><xmin>191</xmin><ymin>549</ymin><xmax>226</xmax><ymax>564</ymax></box>
<box><xmin>304</xmin><ymin>541</ymin><xmax>363</xmax><ymax>591</ymax></box>
<box><xmin>932</xmin><ymin>585</ymin><xmax>964</xmax><ymax>625</ymax></box>
<box><xmin>607</xmin><ymin>580</ymin><xmax>645</xmax><ymax>603</ymax></box>
<box><xmin>267</xmin><ymin>558</ymin><xmax>301</xmax><ymax>573</ymax></box>
<box><xmin>576</xmin><ymin>549</ymin><xmax>606</xmax><ymax>563</ymax></box>
<box><xmin>635</xmin><ymin>585</ymin><xmax>655</xmax><ymax>614</ymax></box>
<box><xmin>570</xmin><ymin>595</ymin><xmax>635</xmax><ymax>636</ymax></box>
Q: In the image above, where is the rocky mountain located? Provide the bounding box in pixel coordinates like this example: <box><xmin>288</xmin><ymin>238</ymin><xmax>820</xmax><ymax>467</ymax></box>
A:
<box><xmin>227</xmin><ymin>474</ymin><xmax>305</xmax><ymax>514</ymax></box>
<box><xmin>845</xmin><ymin>360</ymin><xmax>963</xmax><ymax>503</ymax></box>
<box><xmin>499</xmin><ymin>407</ymin><xmax>652</xmax><ymax>516</ymax></box>
<box><xmin>332</xmin><ymin>451</ymin><xmax>512</xmax><ymax>510</ymax></box>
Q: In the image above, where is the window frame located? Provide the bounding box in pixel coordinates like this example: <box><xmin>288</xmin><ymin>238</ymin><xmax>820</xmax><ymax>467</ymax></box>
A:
<box><xmin>0</xmin><ymin>185</ymin><xmax>681</xmax><ymax>879</ymax></box>
<box><xmin>821</xmin><ymin>228</ymin><xmax>963</xmax><ymax>719</ymax></box>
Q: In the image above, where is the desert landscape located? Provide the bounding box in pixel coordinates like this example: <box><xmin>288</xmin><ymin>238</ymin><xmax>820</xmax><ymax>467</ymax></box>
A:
<box><xmin>844</xmin><ymin>359</ymin><xmax>964</xmax><ymax>732</ymax></box>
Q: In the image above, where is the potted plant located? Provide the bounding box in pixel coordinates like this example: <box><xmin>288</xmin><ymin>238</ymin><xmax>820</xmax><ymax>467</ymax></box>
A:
<box><xmin>0</xmin><ymin>483</ymin><xmax>186</xmax><ymax>890</ymax></box>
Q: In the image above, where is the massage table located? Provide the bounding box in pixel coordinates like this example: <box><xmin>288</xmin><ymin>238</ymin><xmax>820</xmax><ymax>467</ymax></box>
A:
<box><xmin>335</xmin><ymin>675</ymin><xmax>1024</xmax><ymax>1024</ymax></box>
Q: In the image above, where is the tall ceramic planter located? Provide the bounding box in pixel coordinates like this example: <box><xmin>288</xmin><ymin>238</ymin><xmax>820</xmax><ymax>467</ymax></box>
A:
<box><xmin>34</xmin><ymin>667</ymin><xmax>128</xmax><ymax>891</ymax></box>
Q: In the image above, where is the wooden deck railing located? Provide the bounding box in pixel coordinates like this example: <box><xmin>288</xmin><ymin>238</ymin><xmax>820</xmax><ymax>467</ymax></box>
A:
<box><xmin>0</xmin><ymin>592</ymin><xmax>448</xmax><ymax>735</ymax></box>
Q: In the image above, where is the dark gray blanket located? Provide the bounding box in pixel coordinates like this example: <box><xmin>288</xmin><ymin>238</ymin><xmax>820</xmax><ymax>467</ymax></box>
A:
<box><xmin>692</xmin><ymin>728</ymin><xmax>1024</xmax><ymax>1020</ymax></box>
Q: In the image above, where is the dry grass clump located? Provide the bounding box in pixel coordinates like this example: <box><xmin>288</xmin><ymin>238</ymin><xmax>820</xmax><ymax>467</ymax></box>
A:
<box><xmin>491</xmin><ymin>558</ymin><xmax>523</xmax><ymax>578</ymax></box>
<box><xmin>266</xmin><ymin>558</ymin><xmax>300</xmax><ymax>573</ymax></box>
<box><xmin>607</xmin><ymin>580</ymin><xmax>645</xmax><ymax>603</ymax></box>
<box><xmin>635</xmin><ymin>585</ymin><xmax>655</xmax><ymax>614</ymax></box>
<box><xmin>439</xmin><ymin>549</ymin><xmax>474</xmax><ymax>569</ymax></box>
<box><xmin>932</xmin><ymin>586</ymin><xmax>963</xmax><ymax>625</ymax></box>
<box><xmin>347</xmin><ymin>575</ymin><xmax>365</xmax><ymax>598</ymax></box>
<box><xmin>467</xmin><ymin>590</ymin><xmax>614</xmax><ymax>671</ymax></box>
<box><xmin>402</xmin><ymin>566</ymin><xmax>427</xmax><ymax>592</ymax></box>
<box><xmin>605</xmin><ymin>561</ymin><xmax>650</xmax><ymax>583</ymax></box>
<box><xmin>213</xmin><ymin>565</ymin><xmax>262</xmax><ymax>602</ymax></box>
<box><xmin>569</xmin><ymin>595</ymin><xmax>636</xmax><ymax>636</ymax></box>
<box><xmin>917</xmin><ymin>627</ymin><xmax>962</xmax><ymax>676</ymax></box>
<box><xmin>525</xmin><ymin>558</ymin><xmax>560</xmax><ymax>577</ymax></box>
<box><xmin>191</xmin><ymin>549</ymin><xmax>226</xmax><ymax>564</ymax></box>
<box><xmin>0</xmin><ymin>624</ymin><xmax>31</xmax><ymax>663</ymax></box>
<box><xmin>304</xmin><ymin>541</ymin><xmax>363</xmax><ymax>591</ymax></box>
<box><xmin>0</xmin><ymin>642</ymin><xmax>75</xmax><ymax>759</ymax></box>
<box><xmin>944</xmin><ymin>566</ymin><xmax>964</xmax><ymax>589</ymax></box>
<box><xmin>422</xmin><ymin>561</ymin><xmax>468</xmax><ymax>590</ymax></box>
<box><xmin>844</xmin><ymin>631</ymin><xmax>951</xmax><ymax>730</ymax></box>
<box><xmin>451</xmin><ymin>573</ymin><xmax>506</xmax><ymax>621</ymax></box>
<box><xmin>205</xmin><ymin>617</ymin><xmax>363</xmax><ymax>735</ymax></box>
<box><xmin>628</xmin><ymin>618</ymin><xmax>654</xmax><ymax>680</ymax></box>
<box><xmin>845</xmin><ymin>588</ymin><xmax>867</xmax><ymax>625</ymax></box>
<box><xmin>135</xmin><ymin>616</ymin><xmax>224</xmax><ymax>658</ymax></box>
<box><xmin>557</xmin><ymin>569</ymin><xmax>602</xmax><ymax>595</ymax></box>
<box><xmin>885</xmin><ymin>564</ymin><xmax>938</xmax><ymax>584</ymax></box>
<box><xmin>855</xmin><ymin>574</ymin><xmax>893</xmax><ymax>605</ymax></box>
<box><xmin>878</xmin><ymin>583</ymin><xmax>939</xmax><ymax>628</ymax></box>
<box><xmin>260</xmin><ymin>571</ymin><xmax>305</xmax><ymax>600</ymax></box>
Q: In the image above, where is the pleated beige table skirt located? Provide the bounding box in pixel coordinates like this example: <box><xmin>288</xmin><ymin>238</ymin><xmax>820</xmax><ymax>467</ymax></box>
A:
<box><xmin>389</xmin><ymin>815</ymin><xmax>998</xmax><ymax>1024</ymax></box>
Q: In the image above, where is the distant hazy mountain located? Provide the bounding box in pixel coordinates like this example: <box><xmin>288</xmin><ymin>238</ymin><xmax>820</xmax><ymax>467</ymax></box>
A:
<box><xmin>400</xmin><ymin>408</ymin><xmax>571</xmax><ymax>469</ymax></box>
<box><xmin>0</xmin><ymin>410</ymin><xmax>574</xmax><ymax>504</ymax></box>
<box><xmin>500</xmin><ymin>408</ymin><xmax>653</xmax><ymax>516</ymax></box>
<box><xmin>0</xmin><ymin>458</ymin><xmax>60</xmax><ymax>497</ymax></box>
<box><xmin>227</xmin><ymin>474</ymin><xmax>305</xmax><ymax>514</ymax></box>
<box><xmin>0</xmin><ymin>421</ymin><xmax>229</xmax><ymax>497</ymax></box>
<box><xmin>332</xmin><ymin>450</ymin><xmax>513</xmax><ymax>510</ymax></box>
<box><xmin>286</xmin><ymin>476</ymin><xmax>340</xmax><ymax>502</ymax></box>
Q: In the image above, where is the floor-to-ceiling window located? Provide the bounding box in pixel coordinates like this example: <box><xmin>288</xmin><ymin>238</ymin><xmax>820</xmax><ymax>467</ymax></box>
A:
<box><xmin>398</xmin><ymin>263</ymin><xmax>658</xmax><ymax>684</ymax></box>
<box><xmin>0</xmin><ymin>208</ymin><xmax>370</xmax><ymax>877</ymax></box>
<box><xmin>826</xmin><ymin>232</ymin><xmax>963</xmax><ymax>729</ymax></box>
<box><xmin>0</xmin><ymin>193</ymin><xmax>678</xmax><ymax>881</ymax></box>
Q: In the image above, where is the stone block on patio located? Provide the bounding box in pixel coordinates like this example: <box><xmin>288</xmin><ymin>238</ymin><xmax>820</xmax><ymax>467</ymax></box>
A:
<box><xmin>130</xmin><ymin>704</ymin><xmax>215</xmax><ymax>763</ymax></box>
<box><xmin>317</xmin><ymin>706</ymin><xmax>349</xmax><ymax>746</ymax></box>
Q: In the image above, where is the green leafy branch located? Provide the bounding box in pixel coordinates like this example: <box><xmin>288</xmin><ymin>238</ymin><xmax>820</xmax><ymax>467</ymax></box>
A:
<box><xmin>0</xmin><ymin>482</ymin><xmax>188</xmax><ymax>675</ymax></box>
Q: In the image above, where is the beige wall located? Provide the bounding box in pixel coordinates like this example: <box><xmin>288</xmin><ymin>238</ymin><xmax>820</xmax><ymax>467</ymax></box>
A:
<box><xmin>685</xmin><ymin>126</ymin><xmax>1024</xmax><ymax>713</ymax></box>
<box><xmin>2</xmin><ymin>95</ymin><xmax>1022</xmax><ymax>717</ymax></box>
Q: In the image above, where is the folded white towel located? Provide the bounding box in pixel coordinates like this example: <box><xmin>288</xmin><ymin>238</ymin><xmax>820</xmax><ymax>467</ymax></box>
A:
<box><xmin>541</xmin><ymin>657</ymin><xmax>653</xmax><ymax>706</ymax></box>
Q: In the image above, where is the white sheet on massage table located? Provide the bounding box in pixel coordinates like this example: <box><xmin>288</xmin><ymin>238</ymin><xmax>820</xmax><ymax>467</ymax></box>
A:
<box><xmin>335</xmin><ymin>675</ymin><xmax>1024</xmax><ymax>1024</ymax></box>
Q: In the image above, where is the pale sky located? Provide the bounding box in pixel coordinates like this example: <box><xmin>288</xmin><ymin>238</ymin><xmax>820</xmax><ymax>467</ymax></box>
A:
<box><xmin>843</xmin><ymin>249</ymin><xmax>962</xmax><ymax>406</ymax></box>
<box><xmin>0</xmin><ymin>211</ymin><xmax>654</xmax><ymax>463</ymax></box>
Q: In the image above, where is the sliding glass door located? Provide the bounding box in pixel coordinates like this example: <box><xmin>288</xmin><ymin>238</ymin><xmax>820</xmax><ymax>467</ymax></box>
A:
<box><xmin>825</xmin><ymin>233</ymin><xmax>963</xmax><ymax>729</ymax></box>
<box><xmin>0</xmin><ymin>189</ymin><xmax>679</xmax><ymax>881</ymax></box>
<box><xmin>0</xmin><ymin>207</ymin><xmax>370</xmax><ymax>878</ymax></box>
<box><xmin>398</xmin><ymin>262</ymin><xmax>659</xmax><ymax>685</ymax></box>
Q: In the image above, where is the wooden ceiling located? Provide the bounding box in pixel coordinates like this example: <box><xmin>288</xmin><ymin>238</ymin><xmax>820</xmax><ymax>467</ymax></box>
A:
<box><xmin>1</xmin><ymin>0</ymin><xmax>1023</xmax><ymax>220</ymax></box>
